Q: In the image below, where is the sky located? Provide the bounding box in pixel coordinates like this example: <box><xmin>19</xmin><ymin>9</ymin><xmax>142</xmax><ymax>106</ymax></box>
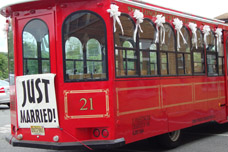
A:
<box><xmin>0</xmin><ymin>0</ymin><xmax>227</xmax><ymax>53</ymax></box>
<box><xmin>142</xmin><ymin>0</ymin><xmax>227</xmax><ymax>19</ymax></box>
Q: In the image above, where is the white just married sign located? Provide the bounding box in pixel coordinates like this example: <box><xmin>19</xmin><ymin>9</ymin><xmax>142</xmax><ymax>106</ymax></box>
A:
<box><xmin>16</xmin><ymin>74</ymin><xmax>59</xmax><ymax>128</ymax></box>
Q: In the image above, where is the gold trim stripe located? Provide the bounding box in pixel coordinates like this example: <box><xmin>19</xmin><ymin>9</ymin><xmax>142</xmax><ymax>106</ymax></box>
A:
<box><xmin>118</xmin><ymin>107</ymin><xmax>161</xmax><ymax>116</ymax></box>
<box><xmin>161</xmin><ymin>83</ymin><xmax>193</xmax><ymax>107</ymax></box>
<box><xmin>163</xmin><ymin>101</ymin><xmax>193</xmax><ymax>108</ymax></box>
<box><xmin>64</xmin><ymin>89</ymin><xmax>110</xmax><ymax>119</ymax></box>
<box><xmin>116</xmin><ymin>86</ymin><xmax>160</xmax><ymax>116</ymax></box>
<box><xmin>117</xmin><ymin>81</ymin><xmax>226</xmax><ymax>116</ymax></box>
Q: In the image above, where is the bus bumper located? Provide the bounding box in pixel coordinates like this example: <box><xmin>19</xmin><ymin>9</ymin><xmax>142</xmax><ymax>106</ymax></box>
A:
<box><xmin>6</xmin><ymin>135</ymin><xmax>125</xmax><ymax>150</ymax></box>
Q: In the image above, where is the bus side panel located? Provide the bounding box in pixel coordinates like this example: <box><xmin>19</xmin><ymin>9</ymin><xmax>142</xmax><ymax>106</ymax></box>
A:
<box><xmin>206</xmin><ymin>77</ymin><xmax>226</xmax><ymax>123</ymax></box>
<box><xmin>115</xmin><ymin>76</ymin><xmax>227</xmax><ymax>144</ymax></box>
<box><xmin>115</xmin><ymin>79</ymin><xmax>168</xmax><ymax>144</ymax></box>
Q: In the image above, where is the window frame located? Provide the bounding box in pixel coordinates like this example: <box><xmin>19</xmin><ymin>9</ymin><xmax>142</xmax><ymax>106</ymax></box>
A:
<box><xmin>22</xmin><ymin>19</ymin><xmax>51</xmax><ymax>75</ymax></box>
<box><xmin>62</xmin><ymin>10</ymin><xmax>108</xmax><ymax>82</ymax></box>
<box><xmin>159</xmin><ymin>23</ymin><xmax>177</xmax><ymax>76</ymax></box>
<box><xmin>8</xmin><ymin>19</ymin><xmax>15</xmax><ymax>85</ymax></box>
<box><xmin>113</xmin><ymin>14</ymin><xmax>225</xmax><ymax>79</ymax></box>
<box><xmin>86</xmin><ymin>38</ymin><xmax>106</xmax><ymax>76</ymax></box>
<box><xmin>206</xmin><ymin>31</ymin><xmax>218</xmax><ymax>76</ymax></box>
<box><xmin>65</xmin><ymin>37</ymin><xmax>84</xmax><ymax>75</ymax></box>
<box><xmin>192</xmin><ymin>28</ymin><xmax>205</xmax><ymax>76</ymax></box>
<box><xmin>139</xmin><ymin>18</ymin><xmax>158</xmax><ymax>77</ymax></box>
<box><xmin>218</xmin><ymin>36</ymin><xmax>225</xmax><ymax>76</ymax></box>
<box><xmin>176</xmin><ymin>26</ymin><xmax>192</xmax><ymax>76</ymax></box>
<box><xmin>114</xmin><ymin>13</ymin><xmax>138</xmax><ymax>78</ymax></box>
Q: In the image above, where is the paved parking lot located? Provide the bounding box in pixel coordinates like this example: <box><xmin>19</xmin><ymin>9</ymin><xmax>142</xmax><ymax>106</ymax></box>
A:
<box><xmin>1</xmin><ymin>105</ymin><xmax>228</xmax><ymax>152</ymax></box>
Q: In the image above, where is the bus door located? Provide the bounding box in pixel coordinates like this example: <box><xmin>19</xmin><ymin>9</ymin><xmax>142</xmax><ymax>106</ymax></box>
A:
<box><xmin>16</xmin><ymin>12</ymin><xmax>56</xmax><ymax>76</ymax></box>
<box><xmin>14</xmin><ymin>12</ymin><xmax>58</xmax><ymax>129</ymax></box>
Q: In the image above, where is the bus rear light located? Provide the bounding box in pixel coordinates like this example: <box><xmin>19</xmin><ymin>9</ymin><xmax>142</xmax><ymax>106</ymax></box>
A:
<box><xmin>93</xmin><ymin>129</ymin><xmax>100</xmax><ymax>137</ymax></box>
<box><xmin>102</xmin><ymin>129</ymin><xmax>109</xmax><ymax>138</ymax></box>
<box><xmin>53</xmin><ymin>135</ymin><xmax>59</xmax><ymax>142</ymax></box>
<box><xmin>0</xmin><ymin>87</ymin><xmax>5</xmax><ymax>93</ymax></box>
<box><xmin>17</xmin><ymin>134</ymin><xmax>23</xmax><ymax>140</ymax></box>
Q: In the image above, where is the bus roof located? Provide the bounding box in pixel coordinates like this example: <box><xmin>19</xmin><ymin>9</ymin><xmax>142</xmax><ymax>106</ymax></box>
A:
<box><xmin>0</xmin><ymin>0</ymin><xmax>38</xmax><ymax>9</ymax></box>
<box><xmin>0</xmin><ymin>0</ymin><xmax>38</xmax><ymax>17</ymax></box>
<box><xmin>0</xmin><ymin>0</ymin><xmax>226</xmax><ymax>26</ymax></box>
<box><xmin>116</xmin><ymin>0</ymin><xmax>226</xmax><ymax>25</ymax></box>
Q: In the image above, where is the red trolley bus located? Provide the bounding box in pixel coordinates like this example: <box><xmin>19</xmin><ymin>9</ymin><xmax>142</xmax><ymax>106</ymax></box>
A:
<box><xmin>2</xmin><ymin>0</ymin><xmax>228</xmax><ymax>150</ymax></box>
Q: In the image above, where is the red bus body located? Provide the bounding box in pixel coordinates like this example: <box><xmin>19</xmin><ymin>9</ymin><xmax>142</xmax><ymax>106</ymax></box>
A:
<box><xmin>2</xmin><ymin>0</ymin><xmax>228</xmax><ymax>150</ymax></box>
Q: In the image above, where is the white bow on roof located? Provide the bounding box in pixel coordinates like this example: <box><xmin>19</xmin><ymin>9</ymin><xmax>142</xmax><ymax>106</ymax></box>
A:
<box><xmin>155</xmin><ymin>15</ymin><xmax>165</xmax><ymax>44</ymax></box>
<box><xmin>188</xmin><ymin>22</ymin><xmax>198</xmax><ymax>49</ymax></box>
<box><xmin>173</xmin><ymin>18</ymin><xmax>187</xmax><ymax>50</ymax></box>
<box><xmin>107</xmin><ymin>4</ymin><xmax>124</xmax><ymax>35</ymax></box>
<box><xmin>133</xmin><ymin>9</ymin><xmax>144</xmax><ymax>42</ymax></box>
<box><xmin>202</xmin><ymin>25</ymin><xmax>211</xmax><ymax>48</ymax></box>
<box><xmin>215</xmin><ymin>28</ymin><xmax>223</xmax><ymax>51</ymax></box>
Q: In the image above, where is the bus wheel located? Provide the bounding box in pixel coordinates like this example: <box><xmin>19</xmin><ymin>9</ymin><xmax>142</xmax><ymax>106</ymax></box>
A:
<box><xmin>157</xmin><ymin>130</ymin><xmax>182</xmax><ymax>149</ymax></box>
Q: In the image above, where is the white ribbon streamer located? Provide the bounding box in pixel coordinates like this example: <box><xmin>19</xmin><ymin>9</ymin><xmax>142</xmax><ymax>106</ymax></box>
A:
<box><xmin>155</xmin><ymin>15</ymin><xmax>165</xmax><ymax>44</ymax></box>
<box><xmin>202</xmin><ymin>25</ymin><xmax>210</xmax><ymax>48</ymax></box>
<box><xmin>133</xmin><ymin>9</ymin><xmax>144</xmax><ymax>42</ymax></box>
<box><xmin>188</xmin><ymin>22</ymin><xmax>198</xmax><ymax>49</ymax></box>
<box><xmin>215</xmin><ymin>28</ymin><xmax>222</xmax><ymax>51</ymax></box>
<box><xmin>107</xmin><ymin>4</ymin><xmax>124</xmax><ymax>35</ymax></box>
<box><xmin>173</xmin><ymin>18</ymin><xmax>187</xmax><ymax>50</ymax></box>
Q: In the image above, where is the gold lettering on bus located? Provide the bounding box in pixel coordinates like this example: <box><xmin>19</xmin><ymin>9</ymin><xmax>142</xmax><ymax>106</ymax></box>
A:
<box><xmin>144</xmin><ymin>10</ymin><xmax>153</xmax><ymax>16</ymax></box>
<box><xmin>128</xmin><ymin>6</ymin><xmax>137</xmax><ymax>12</ymax></box>
<box><xmin>127</xmin><ymin>6</ymin><xmax>132</xmax><ymax>12</ymax></box>
<box><xmin>127</xmin><ymin>6</ymin><xmax>195</xmax><ymax>25</ymax></box>
<box><xmin>79</xmin><ymin>98</ymin><xmax>94</xmax><ymax>111</ymax></box>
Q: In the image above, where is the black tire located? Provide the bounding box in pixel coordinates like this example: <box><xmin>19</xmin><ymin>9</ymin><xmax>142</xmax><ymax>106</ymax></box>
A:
<box><xmin>156</xmin><ymin>130</ymin><xmax>182</xmax><ymax>149</ymax></box>
<box><xmin>7</xmin><ymin>103</ymin><xmax>10</xmax><ymax>107</ymax></box>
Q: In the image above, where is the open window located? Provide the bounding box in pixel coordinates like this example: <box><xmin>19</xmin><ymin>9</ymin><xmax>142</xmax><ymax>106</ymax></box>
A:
<box><xmin>177</xmin><ymin>26</ymin><xmax>192</xmax><ymax>75</ymax></box>
<box><xmin>218</xmin><ymin>36</ymin><xmax>224</xmax><ymax>75</ymax></box>
<box><xmin>139</xmin><ymin>19</ymin><xmax>157</xmax><ymax>76</ymax></box>
<box><xmin>160</xmin><ymin>23</ymin><xmax>176</xmax><ymax>75</ymax></box>
<box><xmin>114</xmin><ymin>14</ymin><xmax>137</xmax><ymax>77</ymax></box>
<box><xmin>193</xmin><ymin>29</ymin><xmax>205</xmax><ymax>75</ymax></box>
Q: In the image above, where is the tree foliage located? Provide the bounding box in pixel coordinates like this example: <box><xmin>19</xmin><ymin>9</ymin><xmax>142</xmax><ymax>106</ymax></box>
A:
<box><xmin>0</xmin><ymin>52</ymin><xmax>8</xmax><ymax>79</ymax></box>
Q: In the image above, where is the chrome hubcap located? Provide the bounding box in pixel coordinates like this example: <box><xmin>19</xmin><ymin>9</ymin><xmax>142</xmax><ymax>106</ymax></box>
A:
<box><xmin>168</xmin><ymin>130</ymin><xmax>180</xmax><ymax>142</ymax></box>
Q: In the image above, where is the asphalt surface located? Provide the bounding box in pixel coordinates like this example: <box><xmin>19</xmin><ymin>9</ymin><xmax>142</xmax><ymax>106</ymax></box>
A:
<box><xmin>1</xmin><ymin>104</ymin><xmax>228</xmax><ymax>152</ymax></box>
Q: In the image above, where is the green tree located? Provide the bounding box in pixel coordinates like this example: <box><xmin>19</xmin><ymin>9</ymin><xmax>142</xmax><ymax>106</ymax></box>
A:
<box><xmin>8</xmin><ymin>26</ymin><xmax>14</xmax><ymax>76</ymax></box>
<box><xmin>0</xmin><ymin>52</ymin><xmax>8</xmax><ymax>79</ymax></box>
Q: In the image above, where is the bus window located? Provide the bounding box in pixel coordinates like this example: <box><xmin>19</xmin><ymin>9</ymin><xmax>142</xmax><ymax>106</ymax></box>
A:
<box><xmin>8</xmin><ymin>19</ymin><xmax>15</xmax><ymax>85</ymax></box>
<box><xmin>177</xmin><ymin>26</ymin><xmax>192</xmax><ymax>75</ymax></box>
<box><xmin>65</xmin><ymin>37</ymin><xmax>83</xmax><ymax>79</ymax></box>
<box><xmin>193</xmin><ymin>29</ymin><xmax>205</xmax><ymax>74</ymax></box>
<box><xmin>115</xmin><ymin>14</ymin><xmax>137</xmax><ymax>77</ymax></box>
<box><xmin>160</xmin><ymin>23</ymin><xmax>176</xmax><ymax>75</ymax></box>
<box><xmin>86</xmin><ymin>39</ymin><xmax>104</xmax><ymax>77</ymax></box>
<box><xmin>218</xmin><ymin>37</ymin><xmax>224</xmax><ymax>75</ymax></box>
<box><xmin>139</xmin><ymin>19</ymin><xmax>157</xmax><ymax>76</ymax></box>
<box><xmin>23</xmin><ymin>19</ymin><xmax>50</xmax><ymax>75</ymax></box>
<box><xmin>63</xmin><ymin>11</ymin><xmax>107</xmax><ymax>81</ymax></box>
<box><xmin>206</xmin><ymin>31</ymin><xmax>218</xmax><ymax>75</ymax></box>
